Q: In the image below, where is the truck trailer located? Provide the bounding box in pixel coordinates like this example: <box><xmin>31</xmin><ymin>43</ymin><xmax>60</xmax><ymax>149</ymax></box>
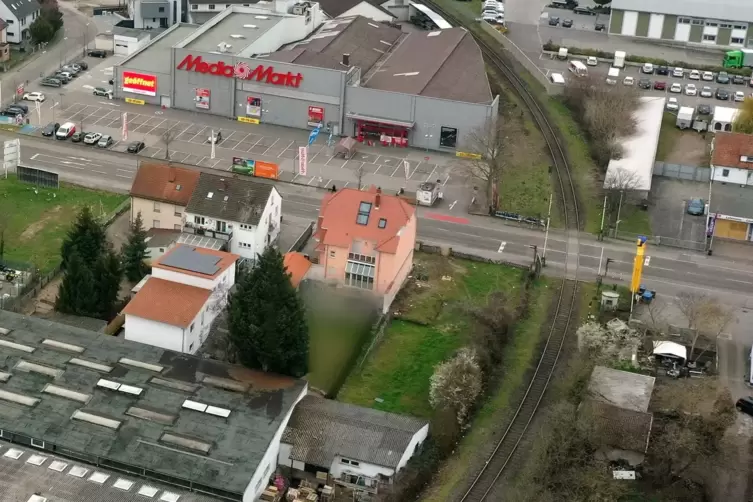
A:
<box><xmin>676</xmin><ymin>107</ymin><xmax>694</xmax><ymax>130</ymax></box>
<box><xmin>723</xmin><ymin>48</ymin><xmax>753</xmax><ymax>68</ymax></box>
<box><xmin>613</xmin><ymin>50</ymin><xmax>626</xmax><ymax>68</ymax></box>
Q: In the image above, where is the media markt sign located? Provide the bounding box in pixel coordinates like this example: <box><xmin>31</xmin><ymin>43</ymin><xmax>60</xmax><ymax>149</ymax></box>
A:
<box><xmin>177</xmin><ymin>55</ymin><xmax>303</xmax><ymax>88</ymax></box>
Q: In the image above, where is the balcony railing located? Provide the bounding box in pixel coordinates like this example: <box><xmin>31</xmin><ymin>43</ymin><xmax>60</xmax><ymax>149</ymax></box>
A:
<box><xmin>183</xmin><ymin>221</ymin><xmax>233</xmax><ymax>241</ymax></box>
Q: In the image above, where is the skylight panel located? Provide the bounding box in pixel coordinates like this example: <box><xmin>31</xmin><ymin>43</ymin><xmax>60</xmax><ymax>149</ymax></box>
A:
<box><xmin>126</xmin><ymin>406</ymin><xmax>177</xmax><ymax>425</ymax></box>
<box><xmin>68</xmin><ymin>358</ymin><xmax>113</xmax><ymax>373</ymax></box>
<box><xmin>119</xmin><ymin>384</ymin><xmax>144</xmax><ymax>396</ymax></box>
<box><xmin>0</xmin><ymin>371</ymin><xmax>11</xmax><ymax>382</ymax></box>
<box><xmin>160</xmin><ymin>433</ymin><xmax>212</xmax><ymax>454</ymax></box>
<box><xmin>0</xmin><ymin>326</ymin><xmax>11</xmax><ymax>335</ymax></box>
<box><xmin>118</xmin><ymin>358</ymin><xmax>164</xmax><ymax>373</ymax></box>
<box><xmin>0</xmin><ymin>339</ymin><xmax>35</xmax><ymax>353</ymax></box>
<box><xmin>0</xmin><ymin>389</ymin><xmax>39</xmax><ymax>407</ymax></box>
<box><xmin>113</xmin><ymin>478</ymin><xmax>135</xmax><ymax>491</ymax></box>
<box><xmin>15</xmin><ymin>361</ymin><xmax>63</xmax><ymax>378</ymax></box>
<box><xmin>138</xmin><ymin>486</ymin><xmax>159</xmax><ymax>498</ymax></box>
<box><xmin>43</xmin><ymin>384</ymin><xmax>91</xmax><ymax>403</ymax></box>
<box><xmin>205</xmin><ymin>405</ymin><xmax>231</xmax><ymax>418</ymax></box>
<box><xmin>378</xmin><ymin>218</ymin><xmax>387</xmax><ymax>229</ymax></box>
<box><xmin>71</xmin><ymin>410</ymin><xmax>122</xmax><ymax>430</ymax></box>
<box><xmin>182</xmin><ymin>399</ymin><xmax>207</xmax><ymax>412</ymax></box>
<box><xmin>96</xmin><ymin>379</ymin><xmax>121</xmax><ymax>391</ymax></box>
<box><xmin>42</xmin><ymin>339</ymin><xmax>84</xmax><ymax>353</ymax></box>
<box><xmin>160</xmin><ymin>492</ymin><xmax>181</xmax><ymax>502</ymax></box>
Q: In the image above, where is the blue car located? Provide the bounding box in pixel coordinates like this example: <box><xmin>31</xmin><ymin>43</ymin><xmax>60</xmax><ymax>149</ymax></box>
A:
<box><xmin>687</xmin><ymin>198</ymin><xmax>705</xmax><ymax>216</ymax></box>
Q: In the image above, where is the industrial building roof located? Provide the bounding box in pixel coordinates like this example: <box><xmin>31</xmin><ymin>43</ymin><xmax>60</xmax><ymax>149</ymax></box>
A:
<box><xmin>267</xmin><ymin>16</ymin><xmax>402</xmax><ymax>73</ymax></box>
<box><xmin>709</xmin><ymin>182</ymin><xmax>753</xmax><ymax>219</ymax></box>
<box><xmin>130</xmin><ymin>162</ymin><xmax>201</xmax><ymax>206</ymax></box>
<box><xmin>363</xmin><ymin>27</ymin><xmax>493</xmax><ymax>104</ymax></box>
<box><xmin>123</xmin><ymin>24</ymin><xmax>199</xmax><ymax>72</ymax></box>
<box><xmin>185</xmin><ymin>173</ymin><xmax>276</xmax><ymax>226</ymax></box>
<box><xmin>604</xmin><ymin>96</ymin><xmax>665</xmax><ymax>192</ymax></box>
<box><xmin>282</xmin><ymin>395</ymin><xmax>427</xmax><ymax>469</ymax></box>
<box><xmin>0</xmin><ymin>311</ymin><xmax>307</xmax><ymax>498</ymax></box>
<box><xmin>182</xmin><ymin>10</ymin><xmax>284</xmax><ymax>53</ymax></box>
<box><xmin>0</xmin><ymin>443</ymin><xmax>222</xmax><ymax>502</ymax></box>
<box><xmin>316</xmin><ymin>0</ymin><xmax>394</xmax><ymax>19</ymax></box>
<box><xmin>712</xmin><ymin>132</ymin><xmax>753</xmax><ymax>170</ymax></box>
<box><xmin>611</xmin><ymin>0</ymin><xmax>753</xmax><ymax>23</ymax></box>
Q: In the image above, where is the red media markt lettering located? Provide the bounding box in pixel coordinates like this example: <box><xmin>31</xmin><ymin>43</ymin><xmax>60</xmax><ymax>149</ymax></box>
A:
<box><xmin>177</xmin><ymin>55</ymin><xmax>303</xmax><ymax>88</ymax></box>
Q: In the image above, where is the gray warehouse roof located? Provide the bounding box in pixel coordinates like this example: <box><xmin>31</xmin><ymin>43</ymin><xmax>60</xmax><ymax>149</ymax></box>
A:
<box><xmin>183</xmin><ymin>10</ymin><xmax>284</xmax><ymax>53</ymax></box>
<box><xmin>363</xmin><ymin>27</ymin><xmax>493</xmax><ymax>104</ymax></box>
<box><xmin>123</xmin><ymin>23</ymin><xmax>199</xmax><ymax>72</ymax></box>
<box><xmin>282</xmin><ymin>395</ymin><xmax>427</xmax><ymax>470</ymax></box>
<box><xmin>611</xmin><ymin>0</ymin><xmax>753</xmax><ymax>23</ymax></box>
<box><xmin>0</xmin><ymin>311</ymin><xmax>307</xmax><ymax>499</ymax></box>
<box><xmin>185</xmin><ymin>172</ymin><xmax>275</xmax><ymax>226</ymax></box>
<box><xmin>0</xmin><ymin>0</ymin><xmax>39</xmax><ymax>21</ymax></box>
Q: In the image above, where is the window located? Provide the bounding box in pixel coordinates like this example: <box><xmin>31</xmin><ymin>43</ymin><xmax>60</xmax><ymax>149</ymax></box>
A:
<box><xmin>732</xmin><ymin>37</ymin><xmax>745</xmax><ymax>44</ymax></box>
<box><xmin>720</xmin><ymin>23</ymin><xmax>732</xmax><ymax>28</ymax></box>
<box><xmin>208</xmin><ymin>4</ymin><xmax>215</xmax><ymax>9</ymax></box>
<box><xmin>733</xmin><ymin>24</ymin><xmax>747</xmax><ymax>30</ymax></box>
<box><xmin>678</xmin><ymin>18</ymin><xmax>690</xmax><ymax>24</ymax></box>
<box><xmin>691</xmin><ymin>19</ymin><xmax>703</xmax><ymax>25</ymax></box>
<box><xmin>705</xmin><ymin>21</ymin><xmax>718</xmax><ymax>27</ymax></box>
<box><xmin>348</xmin><ymin>253</ymin><xmax>375</xmax><ymax>264</ymax></box>
<box><xmin>189</xmin><ymin>343</ymin><xmax>194</xmax><ymax>351</ymax></box>
<box><xmin>722</xmin><ymin>169</ymin><xmax>730</xmax><ymax>177</ymax></box>
<box><xmin>174</xmin><ymin>210</ymin><xmax>181</xmax><ymax>217</ymax></box>
<box><xmin>345</xmin><ymin>261</ymin><xmax>375</xmax><ymax>290</ymax></box>
<box><xmin>341</xmin><ymin>458</ymin><xmax>361</xmax><ymax>467</ymax></box>
<box><xmin>703</xmin><ymin>34</ymin><xmax>716</xmax><ymax>41</ymax></box>
<box><xmin>201</xmin><ymin>310</ymin><xmax>205</xmax><ymax>325</ymax></box>
<box><xmin>330</xmin><ymin>250</ymin><xmax>336</xmax><ymax>258</ymax></box>
<box><xmin>194</xmin><ymin>216</ymin><xmax>205</xmax><ymax>225</ymax></box>
<box><xmin>153</xmin><ymin>202</ymin><xmax>161</xmax><ymax>213</ymax></box>
<box><xmin>7</xmin><ymin>32</ymin><xmax>13</xmax><ymax>37</ymax></box>
<box><xmin>158</xmin><ymin>6</ymin><xmax>165</xmax><ymax>11</ymax></box>
<box><xmin>439</xmin><ymin>126</ymin><xmax>457</xmax><ymax>148</ymax></box>
<box><xmin>174</xmin><ymin>224</ymin><xmax>181</xmax><ymax>230</ymax></box>
<box><xmin>356</xmin><ymin>202</ymin><xmax>372</xmax><ymax>225</ymax></box>
<box><xmin>191</xmin><ymin>3</ymin><xmax>197</xmax><ymax>8</ymax></box>
<box><xmin>153</xmin><ymin>220</ymin><xmax>160</xmax><ymax>228</ymax></box>
<box><xmin>6</xmin><ymin>20</ymin><xmax>12</xmax><ymax>24</ymax></box>
<box><xmin>378</xmin><ymin>218</ymin><xmax>387</xmax><ymax>229</ymax></box>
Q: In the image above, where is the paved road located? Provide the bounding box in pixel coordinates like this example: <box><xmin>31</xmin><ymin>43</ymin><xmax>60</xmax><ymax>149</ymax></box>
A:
<box><xmin>7</xmin><ymin>132</ymin><xmax>753</xmax><ymax>304</ymax></box>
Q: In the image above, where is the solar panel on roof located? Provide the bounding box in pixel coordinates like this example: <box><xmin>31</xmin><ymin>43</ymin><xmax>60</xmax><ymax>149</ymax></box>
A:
<box><xmin>160</xmin><ymin>246</ymin><xmax>222</xmax><ymax>275</ymax></box>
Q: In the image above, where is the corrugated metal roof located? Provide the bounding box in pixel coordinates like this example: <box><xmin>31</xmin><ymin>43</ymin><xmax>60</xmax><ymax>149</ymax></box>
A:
<box><xmin>611</xmin><ymin>0</ymin><xmax>753</xmax><ymax>23</ymax></box>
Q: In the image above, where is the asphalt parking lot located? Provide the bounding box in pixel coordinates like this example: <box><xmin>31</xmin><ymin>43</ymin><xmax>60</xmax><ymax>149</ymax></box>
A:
<box><xmin>650</xmin><ymin>178</ymin><xmax>708</xmax><ymax>244</ymax></box>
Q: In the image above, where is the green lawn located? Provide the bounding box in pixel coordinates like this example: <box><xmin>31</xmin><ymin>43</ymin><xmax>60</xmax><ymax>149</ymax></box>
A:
<box><xmin>421</xmin><ymin>278</ymin><xmax>554</xmax><ymax>501</ymax></box>
<box><xmin>0</xmin><ymin>176</ymin><xmax>126</xmax><ymax>272</ymax></box>
<box><xmin>656</xmin><ymin>112</ymin><xmax>682</xmax><ymax>162</ymax></box>
<box><xmin>337</xmin><ymin>253</ymin><xmax>525</xmax><ymax>418</ymax></box>
<box><xmin>307</xmin><ymin>312</ymin><xmax>373</xmax><ymax>396</ymax></box>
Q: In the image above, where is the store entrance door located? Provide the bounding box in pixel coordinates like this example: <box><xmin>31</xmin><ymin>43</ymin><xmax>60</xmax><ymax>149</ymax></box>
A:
<box><xmin>160</xmin><ymin>96</ymin><xmax>171</xmax><ymax>108</ymax></box>
<box><xmin>354</xmin><ymin>120</ymin><xmax>410</xmax><ymax>147</ymax></box>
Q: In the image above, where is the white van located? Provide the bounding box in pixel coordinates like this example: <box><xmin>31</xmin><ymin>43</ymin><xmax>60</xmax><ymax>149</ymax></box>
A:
<box><xmin>550</xmin><ymin>72</ymin><xmax>565</xmax><ymax>85</ymax></box>
<box><xmin>56</xmin><ymin>122</ymin><xmax>76</xmax><ymax>140</ymax></box>
<box><xmin>606</xmin><ymin>67</ymin><xmax>619</xmax><ymax>85</ymax></box>
<box><xmin>568</xmin><ymin>60</ymin><xmax>588</xmax><ymax>77</ymax></box>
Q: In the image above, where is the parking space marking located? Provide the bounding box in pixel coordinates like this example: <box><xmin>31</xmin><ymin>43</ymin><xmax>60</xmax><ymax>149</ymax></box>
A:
<box><xmin>424</xmin><ymin>164</ymin><xmax>437</xmax><ymax>181</ymax></box>
<box><xmin>212</xmin><ymin>159</ymin><xmax>222</xmax><ymax>168</ymax></box>
<box><xmin>279</xmin><ymin>140</ymin><xmax>294</xmax><ymax>157</ymax></box>
<box><xmin>292</xmin><ymin>173</ymin><xmax>300</xmax><ymax>183</ymax></box>
<box><xmin>262</xmin><ymin>138</ymin><xmax>279</xmax><ymax>155</ymax></box>
<box><xmin>146</xmin><ymin>118</ymin><xmax>167</xmax><ymax>135</ymax></box>
<box><xmin>340</xmin><ymin>159</ymin><xmax>347</xmax><ymax>168</ymax></box>
<box><xmin>188</xmin><ymin>126</ymin><xmax>207</xmax><ymax>143</ymax></box>
<box><xmin>390</xmin><ymin>165</ymin><xmax>401</xmax><ymax>177</ymax></box>
<box><xmin>149</xmin><ymin>148</ymin><xmax>163</xmax><ymax>158</ymax></box>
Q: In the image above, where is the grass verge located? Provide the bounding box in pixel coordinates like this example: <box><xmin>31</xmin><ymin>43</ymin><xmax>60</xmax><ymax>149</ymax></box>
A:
<box><xmin>0</xmin><ymin>176</ymin><xmax>126</xmax><ymax>272</ymax></box>
<box><xmin>420</xmin><ymin>277</ymin><xmax>555</xmax><ymax>501</ymax></box>
<box><xmin>656</xmin><ymin>112</ymin><xmax>682</xmax><ymax>162</ymax></box>
<box><xmin>337</xmin><ymin>253</ymin><xmax>525</xmax><ymax>418</ymax></box>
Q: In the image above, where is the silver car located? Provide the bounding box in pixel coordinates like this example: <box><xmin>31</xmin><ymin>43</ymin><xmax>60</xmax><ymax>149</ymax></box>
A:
<box><xmin>700</xmin><ymin>86</ymin><xmax>713</xmax><ymax>98</ymax></box>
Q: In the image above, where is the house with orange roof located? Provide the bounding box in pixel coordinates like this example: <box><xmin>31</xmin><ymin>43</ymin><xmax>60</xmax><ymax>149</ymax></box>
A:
<box><xmin>708</xmin><ymin>132</ymin><xmax>753</xmax><ymax>242</ymax></box>
<box><xmin>312</xmin><ymin>186</ymin><xmax>416</xmax><ymax>312</ymax></box>
<box><xmin>284</xmin><ymin>252</ymin><xmax>312</xmax><ymax>288</ymax></box>
<box><xmin>129</xmin><ymin>161</ymin><xmax>201</xmax><ymax>231</ymax></box>
<box><xmin>122</xmin><ymin>244</ymin><xmax>239</xmax><ymax>354</ymax></box>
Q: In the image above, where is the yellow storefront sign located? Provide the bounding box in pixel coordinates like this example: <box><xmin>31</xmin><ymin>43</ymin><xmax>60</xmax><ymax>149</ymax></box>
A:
<box><xmin>125</xmin><ymin>97</ymin><xmax>145</xmax><ymax>105</ymax></box>
<box><xmin>456</xmin><ymin>151</ymin><xmax>482</xmax><ymax>160</ymax></box>
<box><xmin>238</xmin><ymin>116</ymin><xmax>260</xmax><ymax>125</ymax></box>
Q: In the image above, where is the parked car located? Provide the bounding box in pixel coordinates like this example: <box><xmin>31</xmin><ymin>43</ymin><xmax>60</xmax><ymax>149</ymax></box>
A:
<box><xmin>0</xmin><ymin>108</ymin><xmax>20</xmax><ymax>117</ymax></box>
<box><xmin>586</xmin><ymin>56</ymin><xmax>598</xmax><ymax>66</ymax></box>
<box><xmin>93</xmin><ymin>87</ymin><xmax>113</xmax><ymax>98</ymax></box>
<box><xmin>736</xmin><ymin>397</ymin><xmax>753</xmax><ymax>417</ymax></box>
<box><xmin>22</xmin><ymin>91</ymin><xmax>45</xmax><ymax>102</ymax></box>
<box><xmin>74</xmin><ymin>61</ymin><xmax>89</xmax><ymax>70</ymax></box>
<box><xmin>56</xmin><ymin>122</ymin><xmax>76</xmax><ymax>140</ymax></box>
<box><xmin>8</xmin><ymin>103</ymin><xmax>28</xmax><ymax>114</ymax></box>
<box><xmin>696</xmin><ymin>104</ymin><xmax>712</xmax><ymax>115</ymax></box>
<box><xmin>716</xmin><ymin>71</ymin><xmax>730</xmax><ymax>84</ymax></box>
<box><xmin>641</xmin><ymin>63</ymin><xmax>654</xmax><ymax>74</ymax></box>
<box><xmin>654</xmin><ymin>80</ymin><xmax>667</xmax><ymax>90</ymax></box>
<box><xmin>687</xmin><ymin>198</ymin><xmax>705</xmax><ymax>216</ymax></box>
<box><xmin>688</xmin><ymin>70</ymin><xmax>701</xmax><ymax>80</ymax></box>
<box><xmin>55</xmin><ymin>71</ymin><xmax>73</xmax><ymax>82</ymax></box>
<box><xmin>672</xmin><ymin>67</ymin><xmax>684</xmax><ymax>78</ymax></box>
<box><xmin>733</xmin><ymin>74</ymin><xmax>746</xmax><ymax>85</ymax></box>
<box><xmin>41</xmin><ymin>122</ymin><xmax>59</xmax><ymax>137</ymax></box>
<box><xmin>127</xmin><ymin>140</ymin><xmax>146</xmax><ymax>153</ymax></box>
<box><xmin>87</xmin><ymin>49</ymin><xmax>107</xmax><ymax>58</ymax></box>
<box><xmin>701</xmin><ymin>71</ymin><xmax>714</xmax><ymax>81</ymax></box>
<box><xmin>669</xmin><ymin>82</ymin><xmax>682</xmax><ymax>93</ymax></box>
<box><xmin>735</xmin><ymin>90</ymin><xmax>745</xmax><ymax>102</ymax></box>
<box><xmin>573</xmin><ymin>6</ymin><xmax>594</xmax><ymax>15</ymax></box>
<box><xmin>666</xmin><ymin>97</ymin><xmax>679</xmax><ymax>111</ymax></box>
<box><xmin>700</xmin><ymin>86</ymin><xmax>713</xmax><ymax>98</ymax></box>
<box><xmin>71</xmin><ymin>131</ymin><xmax>85</xmax><ymax>143</ymax></box>
<box><xmin>594</xmin><ymin>22</ymin><xmax>605</xmax><ymax>31</ymax></box>
<box><xmin>548</xmin><ymin>16</ymin><xmax>560</xmax><ymax>26</ymax></box>
<box><xmin>716</xmin><ymin>88</ymin><xmax>730</xmax><ymax>100</ymax></box>
<box><xmin>638</xmin><ymin>78</ymin><xmax>651</xmax><ymax>89</ymax></box>
<box><xmin>40</xmin><ymin>78</ymin><xmax>62</xmax><ymax>88</ymax></box>
<box><xmin>98</xmin><ymin>135</ymin><xmax>113</xmax><ymax>148</ymax></box>
<box><xmin>83</xmin><ymin>132</ymin><xmax>102</xmax><ymax>145</ymax></box>
<box><xmin>207</xmin><ymin>131</ymin><xmax>223</xmax><ymax>144</ymax></box>
<box><xmin>685</xmin><ymin>83</ymin><xmax>697</xmax><ymax>96</ymax></box>
<box><xmin>656</xmin><ymin>65</ymin><xmax>669</xmax><ymax>75</ymax></box>
<box><xmin>623</xmin><ymin>76</ymin><xmax>634</xmax><ymax>86</ymax></box>
<box><xmin>562</xmin><ymin>19</ymin><xmax>573</xmax><ymax>27</ymax></box>
<box><xmin>62</xmin><ymin>65</ymin><xmax>80</xmax><ymax>75</ymax></box>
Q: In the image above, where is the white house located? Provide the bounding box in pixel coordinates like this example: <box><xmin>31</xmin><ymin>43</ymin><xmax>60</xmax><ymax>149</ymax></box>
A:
<box><xmin>0</xmin><ymin>0</ymin><xmax>41</xmax><ymax>44</ymax></box>
<box><xmin>122</xmin><ymin>244</ymin><xmax>239</xmax><ymax>354</ymax></box>
<box><xmin>128</xmin><ymin>0</ymin><xmax>182</xmax><ymax>29</ymax></box>
<box><xmin>112</xmin><ymin>26</ymin><xmax>154</xmax><ymax>56</ymax></box>
<box><xmin>279</xmin><ymin>395</ymin><xmax>429</xmax><ymax>494</ymax></box>
<box><xmin>711</xmin><ymin>106</ymin><xmax>739</xmax><ymax>133</ymax></box>
<box><xmin>184</xmin><ymin>172</ymin><xmax>282</xmax><ymax>264</ymax></box>
<box><xmin>710</xmin><ymin>131</ymin><xmax>753</xmax><ymax>186</ymax></box>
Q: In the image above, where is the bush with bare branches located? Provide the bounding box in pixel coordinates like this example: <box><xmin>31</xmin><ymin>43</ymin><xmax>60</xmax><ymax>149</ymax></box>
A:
<box><xmin>429</xmin><ymin>347</ymin><xmax>483</xmax><ymax>427</ymax></box>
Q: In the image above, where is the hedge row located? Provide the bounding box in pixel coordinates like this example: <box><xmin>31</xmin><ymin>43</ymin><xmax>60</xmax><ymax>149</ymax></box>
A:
<box><xmin>542</xmin><ymin>41</ymin><xmax>751</xmax><ymax>76</ymax></box>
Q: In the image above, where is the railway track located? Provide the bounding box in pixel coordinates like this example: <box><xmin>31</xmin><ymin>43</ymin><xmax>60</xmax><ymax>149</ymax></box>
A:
<box><xmin>416</xmin><ymin>4</ymin><xmax>582</xmax><ymax>501</ymax></box>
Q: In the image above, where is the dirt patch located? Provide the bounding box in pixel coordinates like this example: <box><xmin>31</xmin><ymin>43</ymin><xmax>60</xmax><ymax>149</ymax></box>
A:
<box><xmin>19</xmin><ymin>205</ymin><xmax>63</xmax><ymax>241</ymax></box>
<box><xmin>664</xmin><ymin>133</ymin><xmax>711</xmax><ymax>166</ymax></box>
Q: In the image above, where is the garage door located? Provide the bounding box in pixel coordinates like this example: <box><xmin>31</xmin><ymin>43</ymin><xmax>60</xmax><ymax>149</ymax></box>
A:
<box><xmin>714</xmin><ymin>219</ymin><xmax>749</xmax><ymax>240</ymax></box>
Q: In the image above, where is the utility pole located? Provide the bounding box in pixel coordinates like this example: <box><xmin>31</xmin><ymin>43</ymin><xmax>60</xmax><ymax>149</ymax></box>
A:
<box><xmin>599</xmin><ymin>194</ymin><xmax>607</xmax><ymax>241</ymax></box>
<box><xmin>542</xmin><ymin>193</ymin><xmax>553</xmax><ymax>266</ymax></box>
<box><xmin>614</xmin><ymin>190</ymin><xmax>624</xmax><ymax>239</ymax></box>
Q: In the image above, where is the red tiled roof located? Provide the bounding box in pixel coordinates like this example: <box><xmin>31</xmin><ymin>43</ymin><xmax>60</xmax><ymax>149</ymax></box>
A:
<box><xmin>315</xmin><ymin>186</ymin><xmax>415</xmax><ymax>254</ymax></box>
<box><xmin>284</xmin><ymin>252</ymin><xmax>312</xmax><ymax>288</ymax></box>
<box><xmin>130</xmin><ymin>162</ymin><xmax>201</xmax><ymax>205</ymax></box>
<box><xmin>153</xmin><ymin>244</ymin><xmax>239</xmax><ymax>279</ymax></box>
<box><xmin>711</xmin><ymin>132</ymin><xmax>753</xmax><ymax>170</ymax></box>
<box><xmin>122</xmin><ymin>277</ymin><xmax>211</xmax><ymax>328</ymax></box>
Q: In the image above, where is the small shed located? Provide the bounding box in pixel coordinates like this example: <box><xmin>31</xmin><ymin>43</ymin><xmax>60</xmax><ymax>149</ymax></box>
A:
<box><xmin>711</xmin><ymin>106</ymin><xmax>739</xmax><ymax>132</ymax></box>
<box><xmin>676</xmin><ymin>107</ymin><xmax>694</xmax><ymax>130</ymax></box>
<box><xmin>334</xmin><ymin>137</ymin><xmax>357</xmax><ymax>159</ymax></box>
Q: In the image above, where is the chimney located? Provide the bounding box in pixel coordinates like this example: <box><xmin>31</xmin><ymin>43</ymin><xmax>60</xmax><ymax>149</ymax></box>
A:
<box><xmin>342</xmin><ymin>53</ymin><xmax>350</xmax><ymax>66</ymax></box>
<box><xmin>168</xmin><ymin>166</ymin><xmax>176</xmax><ymax>183</ymax></box>
<box><xmin>219</xmin><ymin>178</ymin><xmax>227</xmax><ymax>191</ymax></box>
<box><xmin>375</xmin><ymin>187</ymin><xmax>381</xmax><ymax>209</ymax></box>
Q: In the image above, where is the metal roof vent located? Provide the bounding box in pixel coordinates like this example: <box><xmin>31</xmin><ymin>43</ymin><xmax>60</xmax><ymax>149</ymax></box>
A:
<box><xmin>230</xmin><ymin>34</ymin><xmax>245</xmax><ymax>39</ymax></box>
<box><xmin>243</xmin><ymin>24</ymin><xmax>258</xmax><ymax>28</ymax></box>
<box><xmin>255</xmin><ymin>15</ymin><xmax>268</xmax><ymax>19</ymax></box>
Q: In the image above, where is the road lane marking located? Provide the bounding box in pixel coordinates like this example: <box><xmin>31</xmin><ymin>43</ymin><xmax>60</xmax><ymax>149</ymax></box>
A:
<box><xmin>498</xmin><ymin>242</ymin><xmax>506</xmax><ymax>253</ymax></box>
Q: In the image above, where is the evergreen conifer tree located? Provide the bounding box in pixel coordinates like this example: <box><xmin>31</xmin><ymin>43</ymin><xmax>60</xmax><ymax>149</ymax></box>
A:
<box><xmin>122</xmin><ymin>212</ymin><xmax>149</xmax><ymax>282</ymax></box>
<box><xmin>56</xmin><ymin>248</ymin><xmax>97</xmax><ymax>316</ymax></box>
<box><xmin>61</xmin><ymin>206</ymin><xmax>107</xmax><ymax>269</ymax></box>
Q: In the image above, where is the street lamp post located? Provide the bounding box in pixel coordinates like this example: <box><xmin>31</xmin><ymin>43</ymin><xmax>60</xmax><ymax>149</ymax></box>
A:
<box><xmin>59</xmin><ymin>37</ymin><xmax>68</xmax><ymax>67</ymax></box>
<box><xmin>82</xmin><ymin>23</ymin><xmax>91</xmax><ymax>57</ymax></box>
<box><xmin>542</xmin><ymin>193</ymin><xmax>553</xmax><ymax>265</ymax></box>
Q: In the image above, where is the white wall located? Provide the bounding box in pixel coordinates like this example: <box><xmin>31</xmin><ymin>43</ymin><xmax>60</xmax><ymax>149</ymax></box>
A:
<box><xmin>395</xmin><ymin>424</ymin><xmax>428</xmax><ymax>470</ymax></box>
<box><xmin>621</xmin><ymin>11</ymin><xmax>637</xmax><ymax>37</ymax></box>
<box><xmin>732</xmin><ymin>27</ymin><xmax>747</xmax><ymax>46</ymax></box>
<box><xmin>253</xmin><ymin>188</ymin><xmax>281</xmax><ymax>258</ymax></box>
<box><xmin>152</xmin><ymin>256</ymin><xmax>236</xmax><ymax>290</ymax></box>
<box><xmin>702</xmin><ymin>24</ymin><xmax>718</xmax><ymax>45</ymax></box>
<box><xmin>329</xmin><ymin>456</ymin><xmax>394</xmax><ymax>480</ymax></box>
<box><xmin>675</xmin><ymin>22</ymin><xmax>690</xmax><ymax>42</ymax></box>
<box><xmin>712</xmin><ymin>165</ymin><xmax>750</xmax><ymax>185</ymax></box>
<box><xmin>277</xmin><ymin>442</ymin><xmax>305</xmax><ymax>471</ymax></box>
<box><xmin>125</xmin><ymin>315</ymin><xmax>185</xmax><ymax>352</ymax></box>
<box><xmin>339</xmin><ymin>2</ymin><xmax>393</xmax><ymax>22</ymax></box>
<box><xmin>379</xmin><ymin>0</ymin><xmax>408</xmax><ymax>21</ymax></box>
<box><xmin>243</xmin><ymin>384</ymin><xmax>308</xmax><ymax>502</ymax></box>
<box><xmin>647</xmin><ymin>14</ymin><xmax>663</xmax><ymax>39</ymax></box>
<box><xmin>0</xmin><ymin>6</ymin><xmax>39</xmax><ymax>44</ymax></box>
<box><xmin>114</xmin><ymin>35</ymin><xmax>151</xmax><ymax>56</ymax></box>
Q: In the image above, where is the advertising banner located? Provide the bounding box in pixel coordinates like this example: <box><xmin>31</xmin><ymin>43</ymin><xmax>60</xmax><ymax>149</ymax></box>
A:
<box><xmin>298</xmin><ymin>146</ymin><xmax>308</xmax><ymax>176</ymax></box>
<box><xmin>122</xmin><ymin>112</ymin><xmax>128</xmax><ymax>141</ymax></box>
<box><xmin>122</xmin><ymin>71</ymin><xmax>157</xmax><ymax>96</ymax></box>
<box><xmin>195</xmin><ymin>88</ymin><xmax>210</xmax><ymax>109</ymax></box>
<box><xmin>15</xmin><ymin>83</ymin><xmax>23</xmax><ymax>97</ymax></box>
<box><xmin>246</xmin><ymin>97</ymin><xmax>261</xmax><ymax>118</ymax></box>
<box><xmin>307</xmin><ymin>106</ymin><xmax>324</xmax><ymax>127</ymax></box>
<box><xmin>231</xmin><ymin>157</ymin><xmax>279</xmax><ymax>179</ymax></box>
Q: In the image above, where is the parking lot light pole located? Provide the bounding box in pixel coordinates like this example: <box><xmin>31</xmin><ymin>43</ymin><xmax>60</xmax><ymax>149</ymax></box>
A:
<box><xmin>59</xmin><ymin>37</ymin><xmax>68</xmax><ymax>68</ymax></box>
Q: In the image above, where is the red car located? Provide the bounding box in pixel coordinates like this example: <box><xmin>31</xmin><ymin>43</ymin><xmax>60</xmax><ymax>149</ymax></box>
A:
<box><xmin>653</xmin><ymin>81</ymin><xmax>666</xmax><ymax>90</ymax></box>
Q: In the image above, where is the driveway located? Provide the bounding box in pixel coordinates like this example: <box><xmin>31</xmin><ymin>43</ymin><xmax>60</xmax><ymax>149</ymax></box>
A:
<box><xmin>650</xmin><ymin>178</ymin><xmax>707</xmax><ymax>243</ymax></box>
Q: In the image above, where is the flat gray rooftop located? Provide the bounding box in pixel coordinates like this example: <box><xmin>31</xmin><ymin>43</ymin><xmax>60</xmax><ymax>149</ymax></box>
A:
<box><xmin>184</xmin><ymin>12</ymin><xmax>283</xmax><ymax>54</ymax></box>
<box><xmin>0</xmin><ymin>443</ymin><xmax>222</xmax><ymax>502</ymax></box>
<box><xmin>0</xmin><ymin>311</ymin><xmax>307</xmax><ymax>499</ymax></box>
<box><xmin>587</xmin><ymin>365</ymin><xmax>655</xmax><ymax>413</ymax></box>
<box><xmin>710</xmin><ymin>181</ymin><xmax>753</xmax><ymax>219</ymax></box>
<box><xmin>125</xmin><ymin>24</ymin><xmax>199</xmax><ymax>72</ymax></box>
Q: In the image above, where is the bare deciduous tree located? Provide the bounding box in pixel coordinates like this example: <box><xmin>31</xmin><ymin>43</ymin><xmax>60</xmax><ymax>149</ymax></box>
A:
<box><xmin>429</xmin><ymin>347</ymin><xmax>483</xmax><ymax>427</ymax></box>
<box><xmin>674</xmin><ymin>292</ymin><xmax>735</xmax><ymax>360</ymax></box>
<box><xmin>162</xmin><ymin>130</ymin><xmax>176</xmax><ymax>161</ymax></box>
<box><xmin>603</xmin><ymin>167</ymin><xmax>644</xmax><ymax>229</ymax></box>
<box><xmin>459</xmin><ymin>116</ymin><xmax>507</xmax><ymax>210</ymax></box>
